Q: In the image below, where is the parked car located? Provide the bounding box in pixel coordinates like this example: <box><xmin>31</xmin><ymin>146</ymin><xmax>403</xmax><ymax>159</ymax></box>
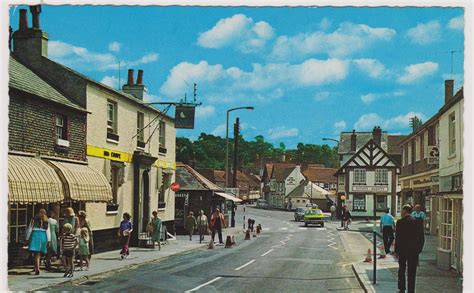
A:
<box><xmin>304</xmin><ymin>207</ymin><xmax>325</xmax><ymax>227</ymax></box>
<box><xmin>294</xmin><ymin>207</ymin><xmax>307</xmax><ymax>222</ymax></box>
<box><xmin>256</xmin><ymin>199</ymin><xmax>268</xmax><ymax>209</ymax></box>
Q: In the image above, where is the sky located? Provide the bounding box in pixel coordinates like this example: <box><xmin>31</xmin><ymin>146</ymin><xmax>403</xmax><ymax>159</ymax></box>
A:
<box><xmin>9</xmin><ymin>5</ymin><xmax>465</xmax><ymax>148</ymax></box>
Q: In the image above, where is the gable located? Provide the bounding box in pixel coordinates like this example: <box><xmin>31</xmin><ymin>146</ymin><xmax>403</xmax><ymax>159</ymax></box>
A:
<box><xmin>342</xmin><ymin>139</ymin><xmax>398</xmax><ymax>170</ymax></box>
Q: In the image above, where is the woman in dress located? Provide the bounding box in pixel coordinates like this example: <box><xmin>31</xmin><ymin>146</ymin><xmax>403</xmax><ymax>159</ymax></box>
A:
<box><xmin>78</xmin><ymin>210</ymin><xmax>94</xmax><ymax>262</ymax></box>
<box><xmin>150</xmin><ymin>211</ymin><xmax>162</xmax><ymax>250</ymax></box>
<box><xmin>63</xmin><ymin>207</ymin><xmax>79</xmax><ymax>235</ymax></box>
<box><xmin>118</xmin><ymin>213</ymin><xmax>133</xmax><ymax>259</ymax></box>
<box><xmin>26</xmin><ymin>209</ymin><xmax>50</xmax><ymax>275</ymax></box>
<box><xmin>45</xmin><ymin>210</ymin><xmax>58</xmax><ymax>271</ymax></box>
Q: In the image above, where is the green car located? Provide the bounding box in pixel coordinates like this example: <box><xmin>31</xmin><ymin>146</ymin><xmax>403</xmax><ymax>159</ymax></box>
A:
<box><xmin>304</xmin><ymin>208</ymin><xmax>324</xmax><ymax>227</ymax></box>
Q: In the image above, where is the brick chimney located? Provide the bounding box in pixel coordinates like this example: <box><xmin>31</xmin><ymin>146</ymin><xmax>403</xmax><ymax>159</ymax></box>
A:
<box><xmin>350</xmin><ymin>130</ymin><xmax>357</xmax><ymax>152</ymax></box>
<box><xmin>445</xmin><ymin>80</ymin><xmax>454</xmax><ymax>104</ymax></box>
<box><xmin>122</xmin><ymin>69</ymin><xmax>147</xmax><ymax>100</ymax></box>
<box><xmin>12</xmin><ymin>6</ymin><xmax>49</xmax><ymax>64</ymax></box>
<box><xmin>373</xmin><ymin>126</ymin><xmax>382</xmax><ymax>146</ymax></box>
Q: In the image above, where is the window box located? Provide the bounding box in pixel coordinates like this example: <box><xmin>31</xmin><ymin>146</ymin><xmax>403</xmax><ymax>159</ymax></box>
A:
<box><xmin>56</xmin><ymin>138</ymin><xmax>70</xmax><ymax>148</ymax></box>
<box><xmin>137</xmin><ymin>140</ymin><xmax>146</xmax><ymax>149</ymax></box>
<box><xmin>107</xmin><ymin>132</ymin><xmax>120</xmax><ymax>142</ymax></box>
<box><xmin>158</xmin><ymin>202</ymin><xmax>166</xmax><ymax>209</ymax></box>
<box><xmin>106</xmin><ymin>203</ymin><xmax>119</xmax><ymax>213</ymax></box>
<box><xmin>159</xmin><ymin>147</ymin><xmax>167</xmax><ymax>154</ymax></box>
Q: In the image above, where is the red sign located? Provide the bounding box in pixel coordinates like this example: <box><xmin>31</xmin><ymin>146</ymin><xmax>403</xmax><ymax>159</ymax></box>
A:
<box><xmin>170</xmin><ymin>182</ymin><xmax>181</xmax><ymax>192</ymax></box>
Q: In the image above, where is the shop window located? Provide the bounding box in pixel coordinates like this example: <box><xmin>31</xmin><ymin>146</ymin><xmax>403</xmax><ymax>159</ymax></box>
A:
<box><xmin>376</xmin><ymin>195</ymin><xmax>388</xmax><ymax>211</ymax></box>
<box><xmin>439</xmin><ymin>198</ymin><xmax>453</xmax><ymax>250</ymax></box>
<box><xmin>375</xmin><ymin>169</ymin><xmax>388</xmax><ymax>185</ymax></box>
<box><xmin>353</xmin><ymin>195</ymin><xmax>366</xmax><ymax>211</ymax></box>
<box><xmin>107</xmin><ymin>161</ymin><xmax>124</xmax><ymax>212</ymax></box>
<box><xmin>353</xmin><ymin>169</ymin><xmax>366</xmax><ymax>185</ymax></box>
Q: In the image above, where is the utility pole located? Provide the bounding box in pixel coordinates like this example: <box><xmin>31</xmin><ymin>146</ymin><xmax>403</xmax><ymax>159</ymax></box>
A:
<box><xmin>231</xmin><ymin>117</ymin><xmax>239</xmax><ymax>228</ymax></box>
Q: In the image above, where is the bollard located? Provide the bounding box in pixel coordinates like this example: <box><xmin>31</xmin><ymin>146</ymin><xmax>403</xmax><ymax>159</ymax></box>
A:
<box><xmin>208</xmin><ymin>238</ymin><xmax>214</xmax><ymax>249</ymax></box>
<box><xmin>244</xmin><ymin>229</ymin><xmax>251</xmax><ymax>240</ymax></box>
<box><xmin>231</xmin><ymin>235</ymin><xmax>236</xmax><ymax>246</ymax></box>
<box><xmin>364</xmin><ymin>249</ymin><xmax>372</xmax><ymax>262</ymax></box>
<box><xmin>225</xmin><ymin>235</ymin><xmax>233</xmax><ymax>248</ymax></box>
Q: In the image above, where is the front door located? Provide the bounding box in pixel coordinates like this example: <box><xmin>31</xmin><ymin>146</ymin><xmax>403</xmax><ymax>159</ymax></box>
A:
<box><xmin>142</xmin><ymin>170</ymin><xmax>150</xmax><ymax>232</ymax></box>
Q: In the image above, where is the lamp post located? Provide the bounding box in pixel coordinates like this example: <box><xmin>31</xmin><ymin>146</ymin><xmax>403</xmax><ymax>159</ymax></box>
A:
<box><xmin>322</xmin><ymin>137</ymin><xmax>343</xmax><ymax>224</ymax></box>
<box><xmin>225</xmin><ymin>106</ymin><xmax>254</xmax><ymax>228</ymax></box>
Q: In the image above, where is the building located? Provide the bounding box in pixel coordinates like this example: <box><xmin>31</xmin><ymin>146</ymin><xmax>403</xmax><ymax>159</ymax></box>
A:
<box><xmin>246</xmin><ymin>173</ymin><xmax>262</xmax><ymax>202</ymax></box>
<box><xmin>8</xmin><ymin>56</ymin><xmax>112</xmax><ymax>265</ymax></box>
<box><xmin>175</xmin><ymin>164</ymin><xmax>241</xmax><ymax>233</ymax></box>
<box><xmin>268</xmin><ymin>164</ymin><xmax>305</xmax><ymax>209</ymax></box>
<box><xmin>335</xmin><ymin>127</ymin><xmax>402</xmax><ymax>218</ymax></box>
<box><xmin>286</xmin><ymin>181</ymin><xmax>332</xmax><ymax>210</ymax></box>
<box><xmin>435</xmin><ymin>82</ymin><xmax>463</xmax><ymax>273</ymax></box>
<box><xmin>11</xmin><ymin>7</ymin><xmax>176</xmax><ymax>250</ymax></box>
<box><xmin>195</xmin><ymin>169</ymin><xmax>226</xmax><ymax>189</ymax></box>
<box><xmin>302</xmin><ymin>166</ymin><xmax>338</xmax><ymax>191</ymax></box>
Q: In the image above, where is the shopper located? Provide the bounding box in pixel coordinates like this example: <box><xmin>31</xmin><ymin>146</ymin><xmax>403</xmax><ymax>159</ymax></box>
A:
<box><xmin>211</xmin><ymin>208</ymin><xmax>226</xmax><ymax>244</ymax></box>
<box><xmin>78</xmin><ymin>228</ymin><xmax>90</xmax><ymax>270</ymax></box>
<box><xmin>150</xmin><ymin>211</ymin><xmax>162</xmax><ymax>250</ymax></box>
<box><xmin>78</xmin><ymin>210</ymin><xmax>94</xmax><ymax>262</ymax></box>
<box><xmin>186</xmin><ymin>212</ymin><xmax>197</xmax><ymax>241</ymax></box>
<box><xmin>380</xmin><ymin>208</ymin><xmax>396</xmax><ymax>254</ymax></box>
<box><xmin>411</xmin><ymin>204</ymin><xmax>426</xmax><ymax>257</ymax></box>
<box><xmin>60</xmin><ymin>223</ymin><xmax>78</xmax><ymax>278</ymax></box>
<box><xmin>196</xmin><ymin>210</ymin><xmax>209</xmax><ymax>242</ymax></box>
<box><xmin>45</xmin><ymin>210</ymin><xmax>59</xmax><ymax>271</ymax></box>
<box><xmin>25</xmin><ymin>209</ymin><xmax>50</xmax><ymax>275</ymax></box>
<box><xmin>342</xmin><ymin>205</ymin><xmax>351</xmax><ymax>230</ymax></box>
<box><xmin>118</xmin><ymin>213</ymin><xmax>133</xmax><ymax>259</ymax></box>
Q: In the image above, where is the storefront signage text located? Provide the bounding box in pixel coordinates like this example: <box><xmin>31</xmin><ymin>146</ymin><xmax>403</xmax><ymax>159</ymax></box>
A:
<box><xmin>352</xmin><ymin>185</ymin><xmax>389</xmax><ymax>192</ymax></box>
<box><xmin>87</xmin><ymin>145</ymin><xmax>131</xmax><ymax>162</ymax></box>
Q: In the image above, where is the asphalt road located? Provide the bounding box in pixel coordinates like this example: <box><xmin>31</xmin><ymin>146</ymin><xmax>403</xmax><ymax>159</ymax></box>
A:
<box><xmin>45</xmin><ymin>207</ymin><xmax>363</xmax><ymax>292</ymax></box>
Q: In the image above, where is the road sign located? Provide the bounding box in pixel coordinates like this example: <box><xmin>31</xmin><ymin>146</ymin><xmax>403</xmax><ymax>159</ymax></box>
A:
<box><xmin>428</xmin><ymin>146</ymin><xmax>439</xmax><ymax>164</ymax></box>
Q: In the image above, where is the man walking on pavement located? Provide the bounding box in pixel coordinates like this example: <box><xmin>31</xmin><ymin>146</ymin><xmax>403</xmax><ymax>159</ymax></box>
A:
<box><xmin>396</xmin><ymin>205</ymin><xmax>423</xmax><ymax>293</ymax></box>
<box><xmin>411</xmin><ymin>204</ymin><xmax>426</xmax><ymax>261</ymax></box>
<box><xmin>211</xmin><ymin>208</ymin><xmax>226</xmax><ymax>245</ymax></box>
<box><xmin>380</xmin><ymin>208</ymin><xmax>395</xmax><ymax>254</ymax></box>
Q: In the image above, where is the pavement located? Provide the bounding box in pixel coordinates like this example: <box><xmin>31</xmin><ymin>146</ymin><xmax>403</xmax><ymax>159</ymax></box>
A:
<box><xmin>338</xmin><ymin>220</ymin><xmax>463</xmax><ymax>293</ymax></box>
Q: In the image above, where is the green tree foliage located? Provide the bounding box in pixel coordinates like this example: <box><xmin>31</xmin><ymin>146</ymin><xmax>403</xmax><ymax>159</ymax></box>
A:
<box><xmin>176</xmin><ymin>134</ymin><xmax>339</xmax><ymax>169</ymax></box>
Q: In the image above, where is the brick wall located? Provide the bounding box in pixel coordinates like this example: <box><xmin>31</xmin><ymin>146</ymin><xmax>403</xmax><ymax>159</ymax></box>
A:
<box><xmin>8</xmin><ymin>88</ymin><xmax>87</xmax><ymax>161</ymax></box>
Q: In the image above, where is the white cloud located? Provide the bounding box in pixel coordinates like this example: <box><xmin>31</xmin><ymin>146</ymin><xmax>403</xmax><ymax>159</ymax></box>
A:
<box><xmin>448</xmin><ymin>16</ymin><xmax>464</xmax><ymax>30</ymax></box>
<box><xmin>406</xmin><ymin>21</ymin><xmax>441</xmax><ymax>45</ymax></box>
<box><xmin>354</xmin><ymin>112</ymin><xmax>427</xmax><ymax>131</ymax></box>
<box><xmin>197</xmin><ymin>14</ymin><xmax>274</xmax><ymax>53</ymax></box>
<box><xmin>100</xmin><ymin>75</ymin><xmax>119</xmax><ymax>89</ymax></box>
<box><xmin>353</xmin><ymin>58</ymin><xmax>388</xmax><ymax>78</ymax></box>
<box><xmin>108</xmin><ymin>41</ymin><xmax>121</xmax><ymax>52</ymax></box>
<box><xmin>314</xmin><ymin>91</ymin><xmax>331</xmax><ymax>101</ymax></box>
<box><xmin>161</xmin><ymin>58</ymin><xmax>349</xmax><ymax>97</ymax></box>
<box><xmin>143</xmin><ymin>93</ymin><xmax>161</xmax><ymax>103</ymax></box>
<box><xmin>361</xmin><ymin>93</ymin><xmax>378</xmax><ymax>104</ymax></box>
<box><xmin>319</xmin><ymin>17</ymin><xmax>331</xmax><ymax>31</ymax></box>
<box><xmin>271</xmin><ymin>22</ymin><xmax>396</xmax><ymax>60</ymax></box>
<box><xmin>398</xmin><ymin>62</ymin><xmax>438</xmax><ymax>84</ymax></box>
<box><xmin>360</xmin><ymin>91</ymin><xmax>405</xmax><ymax>105</ymax></box>
<box><xmin>334</xmin><ymin>120</ymin><xmax>347</xmax><ymax>133</ymax></box>
<box><xmin>211</xmin><ymin>123</ymin><xmax>226</xmax><ymax>136</ymax></box>
<box><xmin>195</xmin><ymin>105</ymin><xmax>215</xmax><ymax>119</ymax></box>
<box><xmin>268</xmin><ymin>126</ymin><xmax>299</xmax><ymax>140</ymax></box>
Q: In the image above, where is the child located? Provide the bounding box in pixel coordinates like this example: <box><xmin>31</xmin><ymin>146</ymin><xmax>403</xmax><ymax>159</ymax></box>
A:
<box><xmin>78</xmin><ymin>228</ymin><xmax>90</xmax><ymax>270</ymax></box>
<box><xmin>60</xmin><ymin>223</ymin><xmax>78</xmax><ymax>278</ymax></box>
<box><xmin>118</xmin><ymin>213</ymin><xmax>133</xmax><ymax>259</ymax></box>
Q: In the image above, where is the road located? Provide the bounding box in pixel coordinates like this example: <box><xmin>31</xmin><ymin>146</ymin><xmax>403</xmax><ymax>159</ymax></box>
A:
<box><xmin>45</xmin><ymin>207</ymin><xmax>364</xmax><ymax>292</ymax></box>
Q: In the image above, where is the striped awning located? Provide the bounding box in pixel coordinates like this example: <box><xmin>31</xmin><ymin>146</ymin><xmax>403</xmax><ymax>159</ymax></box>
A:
<box><xmin>8</xmin><ymin>155</ymin><xmax>64</xmax><ymax>204</ymax></box>
<box><xmin>215</xmin><ymin>192</ymin><xmax>243</xmax><ymax>203</ymax></box>
<box><xmin>48</xmin><ymin>160</ymin><xmax>112</xmax><ymax>202</ymax></box>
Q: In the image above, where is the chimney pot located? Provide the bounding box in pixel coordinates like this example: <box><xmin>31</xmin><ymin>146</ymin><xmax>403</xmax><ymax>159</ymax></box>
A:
<box><xmin>30</xmin><ymin>5</ymin><xmax>41</xmax><ymax>29</ymax></box>
<box><xmin>373</xmin><ymin>126</ymin><xmax>382</xmax><ymax>146</ymax></box>
<box><xmin>19</xmin><ymin>9</ymin><xmax>28</xmax><ymax>31</ymax></box>
<box><xmin>136</xmin><ymin>69</ymin><xmax>143</xmax><ymax>85</ymax></box>
<box><xmin>127</xmin><ymin>69</ymin><xmax>134</xmax><ymax>85</ymax></box>
<box><xmin>445</xmin><ymin>80</ymin><xmax>454</xmax><ymax>104</ymax></box>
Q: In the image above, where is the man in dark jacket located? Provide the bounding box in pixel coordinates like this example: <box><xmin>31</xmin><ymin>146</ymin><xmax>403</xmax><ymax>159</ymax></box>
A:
<box><xmin>395</xmin><ymin>205</ymin><xmax>423</xmax><ymax>293</ymax></box>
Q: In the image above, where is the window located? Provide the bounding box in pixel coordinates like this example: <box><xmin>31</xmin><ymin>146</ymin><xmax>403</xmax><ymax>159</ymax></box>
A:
<box><xmin>449</xmin><ymin>113</ymin><xmax>456</xmax><ymax>155</ymax></box>
<box><xmin>353</xmin><ymin>169</ymin><xmax>366</xmax><ymax>185</ymax></box>
<box><xmin>375</xmin><ymin>169</ymin><xmax>388</xmax><ymax>185</ymax></box>
<box><xmin>158</xmin><ymin>169</ymin><xmax>172</xmax><ymax>209</ymax></box>
<box><xmin>107</xmin><ymin>161</ymin><xmax>124</xmax><ymax>212</ymax></box>
<box><xmin>402</xmin><ymin>144</ymin><xmax>406</xmax><ymax>166</ymax></box>
<box><xmin>353</xmin><ymin>195</ymin><xmax>366</xmax><ymax>211</ymax></box>
<box><xmin>428</xmin><ymin>125</ymin><xmax>436</xmax><ymax>146</ymax></box>
<box><xmin>415</xmin><ymin>136</ymin><xmax>421</xmax><ymax>161</ymax></box>
<box><xmin>159</xmin><ymin>121</ymin><xmax>166</xmax><ymax>148</ymax></box>
<box><xmin>107</xmin><ymin>101</ymin><xmax>117</xmax><ymax>134</ymax></box>
<box><xmin>55</xmin><ymin>114</ymin><xmax>67</xmax><ymax>140</ymax></box>
<box><xmin>423</xmin><ymin>131</ymin><xmax>428</xmax><ymax>159</ymax></box>
<box><xmin>9</xmin><ymin>204</ymin><xmax>28</xmax><ymax>243</ymax></box>
<box><xmin>376</xmin><ymin>195</ymin><xmax>388</xmax><ymax>210</ymax></box>
<box><xmin>407</xmin><ymin>142</ymin><xmax>412</xmax><ymax>164</ymax></box>
<box><xmin>137</xmin><ymin>112</ymin><xmax>145</xmax><ymax>143</ymax></box>
<box><xmin>452</xmin><ymin>174</ymin><xmax>462</xmax><ymax>191</ymax></box>
<box><xmin>439</xmin><ymin>198</ymin><xmax>453</xmax><ymax>250</ymax></box>
<box><xmin>302</xmin><ymin>200</ymin><xmax>306</xmax><ymax>203</ymax></box>
<box><xmin>296</xmin><ymin>200</ymin><xmax>300</xmax><ymax>203</ymax></box>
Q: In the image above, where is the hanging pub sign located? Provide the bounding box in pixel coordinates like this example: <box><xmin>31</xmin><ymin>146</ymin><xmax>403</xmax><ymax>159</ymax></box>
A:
<box><xmin>175</xmin><ymin>106</ymin><xmax>196</xmax><ymax>129</ymax></box>
<box><xmin>428</xmin><ymin>146</ymin><xmax>439</xmax><ymax>164</ymax></box>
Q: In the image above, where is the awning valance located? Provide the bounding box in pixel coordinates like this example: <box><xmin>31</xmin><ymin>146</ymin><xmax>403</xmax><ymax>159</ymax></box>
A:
<box><xmin>215</xmin><ymin>192</ymin><xmax>243</xmax><ymax>203</ymax></box>
<box><xmin>8</xmin><ymin>155</ymin><xmax>64</xmax><ymax>204</ymax></box>
<box><xmin>48</xmin><ymin>160</ymin><xmax>112</xmax><ymax>202</ymax></box>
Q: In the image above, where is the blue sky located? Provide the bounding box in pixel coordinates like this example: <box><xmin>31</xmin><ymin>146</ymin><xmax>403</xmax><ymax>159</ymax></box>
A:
<box><xmin>10</xmin><ymin>5</ymin><xmax>464</xmax><ymax>148</ymax></box>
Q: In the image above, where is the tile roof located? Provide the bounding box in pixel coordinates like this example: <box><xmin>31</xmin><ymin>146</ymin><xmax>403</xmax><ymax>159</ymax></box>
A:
<box><xmin>338</xmin><ymin>132</ymin><xmax>388</xmax><ymax>154</ymax></box>
<box><xmin>272</xmin><ymin>164</ymin><xmax>297</xmax><ymax>181</ymax></box>
<box><xmin>286</xmin><ymin>181</ymin><xmax>331</xmax><ymax>200</ymax></box>
<box><xmin>176</xmin><ymin>163</ymin><xmax>223</xmax><ymax>191</ymax></box>
<box><xmin>302</xmin><ymin>167</ymin><xmax>337</xmax><ymax>183</ymax></box>
<box><xmin>9</xmin><ymin>57</ymin><xmax>86</xmax><ymax>112</ymax></box>
<box><xmin>195</xmin><ymin>169</ymin><xmax>225</xmax><ymax>184</ymax></box>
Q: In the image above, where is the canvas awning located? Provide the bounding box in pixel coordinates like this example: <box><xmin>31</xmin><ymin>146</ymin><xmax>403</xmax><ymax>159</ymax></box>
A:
<box><xmin>215</xmin><ymin>192</ymin><xmax>243</xmax><ymax>202</ymax></box>
<box><xmin>48</xmin><ymin>160</ymin><xmax>112</xmax><ymax>202</ymax></box>
<box><xmin>8</xmin><ymin>155</ymin><xmax>64</xmax><ymax>204</ymax></box>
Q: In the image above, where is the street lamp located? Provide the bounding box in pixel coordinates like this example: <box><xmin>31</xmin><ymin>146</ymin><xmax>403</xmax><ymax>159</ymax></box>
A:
<box><xmin>225</xmin><ymin>106</ymin><xmax>254</xmax><ymax>228</ymax></box>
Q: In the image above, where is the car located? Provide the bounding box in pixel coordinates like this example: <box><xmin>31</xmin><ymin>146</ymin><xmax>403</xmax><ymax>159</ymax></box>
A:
<box><xmin>304</xmin><ymin>208</ymin><xmax>325</xmax><ymax>227</ymax></box>
<box><xmin>294</xmin><ymin>207</ymin><xmax>307</xmax><ymax>222</ymax></box>
<box><xmin>256</xmin><ymin>199</ymin><xmax>268</xmax><ymax>209</ymax></box>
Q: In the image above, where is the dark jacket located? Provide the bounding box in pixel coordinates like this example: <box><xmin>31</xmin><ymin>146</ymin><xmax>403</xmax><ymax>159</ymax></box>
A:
<box><xmin>395</xmin><ymin>215</ymin><xmax>423</xmax><ymax>256</ymax></box>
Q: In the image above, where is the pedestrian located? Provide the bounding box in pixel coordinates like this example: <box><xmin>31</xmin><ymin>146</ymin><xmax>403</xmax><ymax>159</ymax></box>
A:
<box><xmin>45</xmin><ymin>209</ymin><xmax>59</xmax><ymax>271</ymax></box>
<box><xmin>63</xmin><ymin>207</ymin><xmax>79</xmax><ymax>235</ymax></box>
<box><xmin>196</xmin><ymin>210</ymin><xmax>209</xmax><ymax>242</ymax></box>
<box><xmin>78</xmin><ymin>210</ymin><xmax>94</xmax><ymax>263</ymax></box>
<box><xmin>411</xmin><ymin>204</ymin><xmax>426</xmax><ymax>260</ymax></box>
<box><xmin>150</xmin><ymin>211</ymin><xmax>162</xmax><ymax>250</ymax></box>
<box><xmin>395</xmin><ymin>205</ymin><xmax>423</xmax><ymax>293</ymax></box>
<box><xmin>25</xmin><ymin>209</ymin><xmax>50</xmax><ymax>275</ymax></box>
<box><xmin>60</xmin><ymin>223</ymin><xmax>78</xmax><ymax>278</ymax></box>
<box><xmin>78</xmin><ymin>228</ymin><xmax>90</xmax><ymax>270</ymax></box>
<box><xmin>248</xmin><ymin>218</ymin><xmax>253</xmax><ymax>232</ymax></box>
<box><xmin>211</xmin><ymin>207</ymin><xmax>226</xmax><ymax>244</ymax></box>
<box><xmin>185</xmin><ymin>212</ymin><xmax>197</xmax><ymax>241</ymax></box>
<box><xmin>118</xmin><ymin>212</ymin><xmax>133</xmax><ymax>259</ymax></box>
<box><xmin>380</xmin><ymin>208</ymin><xmax>395</xmax><ymax>254</ymax></box>
<box><xmin>342</xmin><ymin>205</ymin><xmax>351</xmax><ymax>230</ymax></box>
<box><xmin>330</xmin><ymin>204</ymin><xmax>336</xmax><ymax>220</ymax></box>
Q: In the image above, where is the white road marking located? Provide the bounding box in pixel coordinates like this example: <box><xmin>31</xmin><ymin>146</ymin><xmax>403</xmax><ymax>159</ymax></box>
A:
<box><xmin>234</xmin><ymin>259</ymin><xmax>256</xmax><ymax>271</ymax></box>
<box><xmin>280</xmin><ymin>240</ymin><xmax>286</xmax><ymax>245</ymax></box>
<box><xmin>185</xmin><ymin>277</ymin><xmax>222</xmax><ymax>292</ymax></box>
<box><xmin>260</xmin><ymin>249</ymin><xmax>274</xmax><ymax>257</ymax></box>
<box><xmin>298</xmin><ymin>227</ymin><xmax>308</xmax><ymax>230</ymax></box>
<box><xmin>279</xmin><ymin>227</ymin><xmax>288</xmax><ymax>230</ymax></box>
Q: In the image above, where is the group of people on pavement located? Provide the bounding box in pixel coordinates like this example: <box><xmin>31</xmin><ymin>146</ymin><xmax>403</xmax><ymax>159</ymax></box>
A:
<box><xmin>25</xmin><ymin>207</ymin><xmax>93</xmax><ymax>277</ymax></box>
<box><xmin>185</xmin><ymin>208</ymin><xmax>227</xmax><ymax>244</ymax></box>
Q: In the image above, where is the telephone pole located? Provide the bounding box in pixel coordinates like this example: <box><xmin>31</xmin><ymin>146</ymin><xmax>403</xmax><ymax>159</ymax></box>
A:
<box><xmin>231</xmin><ymin>117</ymin><xmax>240</xmax><ymax>227</ymax></box>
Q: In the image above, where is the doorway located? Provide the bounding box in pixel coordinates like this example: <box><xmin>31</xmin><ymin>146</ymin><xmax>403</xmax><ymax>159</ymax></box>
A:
<box><xmin>142</xmin><ymin>169</ymin><xmax>150</xmax><ymax>232</ymax></box>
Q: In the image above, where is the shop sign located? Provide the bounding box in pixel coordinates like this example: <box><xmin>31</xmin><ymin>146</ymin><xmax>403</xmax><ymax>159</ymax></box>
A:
<box><xmin>87</xmin><ymin>145</ymin><xmax>132</xmax><ymax>162</ymax></box>
<box><xmin>286</xmin><ymin>176</ymin><xmax>296</xmax><ymax>185</ymax></box>
<box><xmin>352</xmin><ymin>185</ymin><xmax>388</xmax><ymax>192</ymax></box>
<box><xmin>413</xmin><ymin>177</ymin><xmax>431</xmax><ymax>186</ymax></box>
<box><xmin>155</xmin><ymin>159</ymin><xmax>176</xmax><ymax>170</ymax></box>
<box><xmin>175</xmin><ymin>106</ymin><xmax>196</xmax><ymax>129</ymax></box>
<box><xmin>428</xmin><ymin>146</ymin><xmax>439</xmax><ymax>164</ymax></box>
